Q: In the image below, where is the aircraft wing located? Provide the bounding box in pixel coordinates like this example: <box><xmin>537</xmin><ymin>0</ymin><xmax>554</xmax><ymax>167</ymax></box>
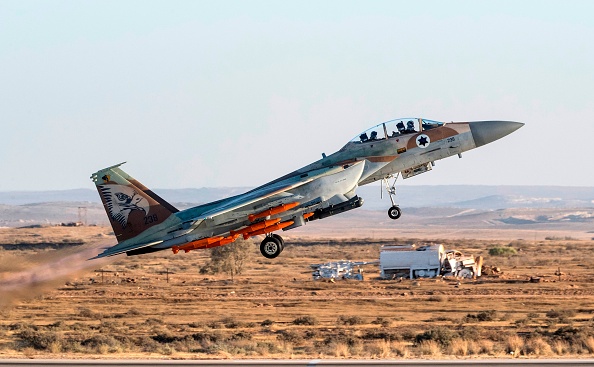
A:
<box><xmin>182</xmin><ymin>164</ymin><xmax>349</xmax><ymax>223</ymax></box>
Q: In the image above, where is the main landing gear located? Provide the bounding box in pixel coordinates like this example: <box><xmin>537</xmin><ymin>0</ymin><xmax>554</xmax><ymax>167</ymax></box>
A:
<box><xmin>383</xmin><ymin>174</ymin><xmax>401</xmax><ymax>220</ymax></box>
<box><xmin>260</xmin><ymin>234</ymin><xmax>284</xmax><ymax>259</ymax></box>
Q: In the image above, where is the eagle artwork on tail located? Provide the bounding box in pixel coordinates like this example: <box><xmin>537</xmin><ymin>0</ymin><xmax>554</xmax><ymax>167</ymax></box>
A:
<box><xmin>98</xmin><ymin>185</ymin><xmax>150</xmax><ymax>229</ymax></box>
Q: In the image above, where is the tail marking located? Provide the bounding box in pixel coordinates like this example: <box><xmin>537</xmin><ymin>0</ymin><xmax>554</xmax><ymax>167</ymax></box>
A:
<box><xmin>99</xmin><ymin>185</ymin><xmax>150</xmax><ymax>229</ymax></box>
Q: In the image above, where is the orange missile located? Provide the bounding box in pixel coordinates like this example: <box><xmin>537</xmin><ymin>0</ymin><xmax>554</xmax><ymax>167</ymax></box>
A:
<box><xmin>230</xmin><ymin>218</ymin><xmax>281</xmax><ymax>237</ymax></box>
<box><xmin>172</xmin><ymin>236</ymin><xmax>223</xmax><ymax>254</ymax></box>
<box><xmin>243</xmin><ymin>220</ymin><xmax>294</xmax><ymax>240</ymax></box>
<box><xmin>303</xmin><ymin>212</ymin><xmax>314</xmax><ymax>220</ymax></box>
<box><xmin>202</xmin><ymin>234</ymin><xmax>239</xmax><ymax>249</ymax></box>
<box><xmin>173</xmin><ymin>234</ymin><xmax>241</xmax><ymax>254</ymax></box>
<box><xmin>248</xmin><ymin>202</ymin><xmax>300</xmax><ymax>222</ymax></box>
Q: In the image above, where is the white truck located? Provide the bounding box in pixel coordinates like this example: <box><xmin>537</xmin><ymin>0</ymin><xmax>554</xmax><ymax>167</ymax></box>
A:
<box><xmin>379</xmin><ymin>244</ymin><xmax>481</xmax><ymax>279</ymax></box>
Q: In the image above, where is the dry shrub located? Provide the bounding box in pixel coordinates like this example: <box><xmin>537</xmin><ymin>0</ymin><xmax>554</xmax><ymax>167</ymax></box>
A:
<box><xmin>371</xmin><ymin>317</ymin><xmax>392</xmax><ymax>327</ymax></box>
<box><xmin>489</xmin><ymin>246</ymin><xmax>517</xmax><ymax>256</ymax></box>
<box><xmin>261</xmin><ymin>319</ymin><xmax>274</xmax><ymax>327</ymax></box>
<box><xmin>546</xmin><ymin>309</ymin><xmax>577</xmax><ymax>319</ymax></box>
<box><xmin>126</xmin><ymin>308</ymin><xmax>141</xmax><ymax>316</ymax></box>
<box><xmin>552</xmin><ymin>340</ymin><xmax>570</xmax><ymax>355</ymax></box>
<box><xmin>143</xmin><ymin>318</ymin><xmax>164</xmax><ymax>326</ymax></box>
<box><xmin>415</xmin><ymin>327</ymin><xmax>455</xmax><ymax>347</ymax></box>
<box><xmin>78</xmin><ymin>307</ymin><xmax>101</xmax><ymax>320</ymax></box>
<box><xmin>255</xmin><ymin>341</ymin><xmax>283</xmax><ymax>356</ymax></box>
<box><xmin>159</xmin><ymin>344</ymin><xmax>175</xmax><ymax>355</ymax></box>
<box><xmin>418</xmin><ymin>340</ymin><xmax>441</xmax><ymax>356</ymax></box>
<box><xmin>391</xmin><ymin>340</ymin><xmax>410</xmax><ymax>357</ymax></box>
<box><xmin>191</xmin><ymin>330</ymin><xmax>225</xmax><ymax>349</ymax></box>
<box><xmin>463</xmin><ymin>310</ymin><xmax>497</xmax><ymax>323</ymax></box>
<box><xmin>506</xmin><ymin>335</ymin><xmax>524</xmax><ymax>356</ymax></box>
<box><xmin>137</xmin><ymin>336</ymin><xmax>160</xmax><ymax>353</ymax></box>
<box><xmin>448</xmin><ymin>338</ymin><xmax>468</xmax><ymax>356</ymax></box>
<box><xmin>170</xmin><ymin>336</ymin><xmax>199</xmax><ymax>353</ymax></box>
<box><xmin>276</xmin><ymin>330</ymin><xmax>303</xmax><ymax>345</ymax></box>
<box><xmin>292</xmin><ymin>316</ymin><xmax>318</xmax><ymax>326</ymax></box>
<box><xmin>220</xmin><ymin>317</ymin><xmax>242</xmax><ymax>329</ymax></box>
<box><xmin>478</xmin><ymin>339</ymin><xmax>496</xmax><ymax>355</ymax></box>
<box><xmin>151</xmin><ymin>333</ymin><xmax>179</xmax><ymax>344</ymax></box>
<box><xmin>525</xmin><ymin>337</ymin><xmax>552</xmax><ymax>356</ymax></box>
<box><xmin>333</xmin><ymin>342</ymin><xmax>350</xmax><ymax>358</ymax></box>
<box><xmin>583</xmin><ymin>336</ymin><xmax>594</xmax><ymax>354</ymax></box>
<box><xmin>468</xmin><ymin>339</ymin><xmax>481</xmax><ymax>355</ymax></box>
<box><xmin>96</xmin><ymin>343</ymin><xmax>109</xmax><ymax>355</ymax></box>
<box><xmin>81</xmin><ymin>334</ymin><xmax>124</xmax><ymax>354</ymax></box>
<box><xmin>21</xmin><ymin>347</ymin><xmax>36</xmax><ymax>358</ymax></box>
<box><xmin>278</xmin><ymin>340</ymin><xmax>293</xmax><ymax>355</ymax></box>
<box><xmin>363</xmin><ymin>340</ymin><xmax>391</xmax><ymax>358</ymax></box>
<box><xmin>16</xmin><ymin>330</ymin><xmax>61</xmax><ymax>351</ymax></box>
<box><xmin>337</xmin><ymin>315</ymin><xmax>365</xmax><ymax>326</ymax></box>
<box><xmin>362</xmin><ymin>330</ymin><xmax>400</xmax><ymax>342</ymax></box>
<box><xmin>553</xmin><ymin>325</ymin><xmax>585</xmax><ymax>347</ymax></box>
<box><xmin>458</xmin><ymin>326</ymin><xmax>480</xmax><ymax>341</ymax></box>
<box><xmin>200</xmin><ymin>238</ymin><xmax>252</xmax><ymax>279</ymax></box>
<box><xmin>315</xmin><ymin>332</ymin><xmax>360</xmax><ymax>358</ymax></box>
<box><xmin>48</xmin><ymin>340</ymin><xmax>62</xmax><ymax>354</ymax></box>
<box><xmin>427</xmin><ymin>295</ymin><xmax>445</xmax><ymax>302</ymax></box>
<box><xmin>229</xmin><ymin>331</ymin><xmax>252</xmax><ymax>341</ymax></box>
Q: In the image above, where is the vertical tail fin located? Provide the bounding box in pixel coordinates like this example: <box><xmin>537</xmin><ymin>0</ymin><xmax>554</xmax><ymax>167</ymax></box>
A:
<box><xmin>90</xmin><ymin>163</ymin><xmax>178</xmax><ymax>243</ymax></box>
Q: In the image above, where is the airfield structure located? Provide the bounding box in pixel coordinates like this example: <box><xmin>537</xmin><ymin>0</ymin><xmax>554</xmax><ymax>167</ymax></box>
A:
<box><xmin>310</xmin><ymin>260</ymin><xmax>376</xmax><ymax>281</ymax></box>
<box><xmin>379</xmin><ymin>244</ymin><xmax>482</xmax><ymax>279</ymax></box>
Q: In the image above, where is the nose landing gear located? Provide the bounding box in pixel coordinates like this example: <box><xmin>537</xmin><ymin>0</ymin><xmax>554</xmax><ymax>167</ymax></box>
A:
<box><xmin>382</xmin><ymin>174</ymin><xmax>402</xmax><ymax>220</ymax></box>
<box><xmin>388</xmin><ymin>205</ymin><xmax>402</xmax><ymax>220</ymax></box>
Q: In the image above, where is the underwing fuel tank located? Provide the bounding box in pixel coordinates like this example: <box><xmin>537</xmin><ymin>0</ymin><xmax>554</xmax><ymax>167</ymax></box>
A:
<box><xmin>309</xmin><ymin>196</ymin><xmax>364</xmax><ymax>221</ymax></box>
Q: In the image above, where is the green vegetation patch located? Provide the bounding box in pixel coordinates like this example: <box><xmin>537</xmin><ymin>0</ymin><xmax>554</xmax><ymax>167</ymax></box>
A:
<box><xmin>488</xmin><ymin>246</ymin><xmax>518</xmax><ymax>256</ymax></box>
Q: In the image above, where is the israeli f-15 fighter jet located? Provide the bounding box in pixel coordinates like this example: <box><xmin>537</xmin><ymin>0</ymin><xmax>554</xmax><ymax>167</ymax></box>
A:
<box><xmin>91</xmin><ymin>118</ymin><xmax>522</xmax><ymax>259</ymax></box>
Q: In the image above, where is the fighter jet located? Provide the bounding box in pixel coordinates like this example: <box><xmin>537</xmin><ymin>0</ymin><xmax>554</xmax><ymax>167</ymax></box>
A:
<box><xmin>91</xmin><ymin>118</ymin><xmax>522</xmax><ymax>259</ymax></box>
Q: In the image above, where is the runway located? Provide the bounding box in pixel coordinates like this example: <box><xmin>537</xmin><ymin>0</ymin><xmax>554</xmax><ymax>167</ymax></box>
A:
<box><xmin>1</xmin><ymin>360</ymin><xmax>594</xmax><ymax>367</ymax></box>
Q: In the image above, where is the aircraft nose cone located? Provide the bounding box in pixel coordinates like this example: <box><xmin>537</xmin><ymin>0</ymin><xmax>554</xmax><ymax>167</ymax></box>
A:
<box><xmin>469</xmin><ymin>120</ymin><xmax>524</xmax><ymax>147</ymax></box>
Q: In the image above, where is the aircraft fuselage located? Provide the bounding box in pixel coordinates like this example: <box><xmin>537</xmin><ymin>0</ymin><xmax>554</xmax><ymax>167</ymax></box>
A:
<box><xmin>90</xmin><ymin>119</ymin><xmax>523</xmax><ymax>259</ymax></box>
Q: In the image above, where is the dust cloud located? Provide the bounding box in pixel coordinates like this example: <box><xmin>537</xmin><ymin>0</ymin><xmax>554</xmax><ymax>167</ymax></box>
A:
<box><xmin>0</xmin><ymin>244</ymin><xmax>116</xmax><ymax>307</ymax></box>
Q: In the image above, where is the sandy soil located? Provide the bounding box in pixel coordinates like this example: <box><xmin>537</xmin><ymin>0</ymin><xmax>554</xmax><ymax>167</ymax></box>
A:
<box><xmin>1</xmin><ymin>225</ymin><xmax>594</xmax><ymax>359</ymax></box>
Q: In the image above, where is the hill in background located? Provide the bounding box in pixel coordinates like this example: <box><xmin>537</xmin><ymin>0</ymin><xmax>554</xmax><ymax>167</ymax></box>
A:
<box><xmin>0</xmin><ymin>186</ymin><xmax>592</xmax><ymax>235</ymax></box>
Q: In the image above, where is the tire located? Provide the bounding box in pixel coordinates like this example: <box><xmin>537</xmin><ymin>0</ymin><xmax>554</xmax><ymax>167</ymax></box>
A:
<box><xmin>388</xmin><ymin>206</ymin><xmax>402</xmax><ymax>220</ymax></box>
<box><xmin>260</xmin><ymin>236</ymin><xmax>283</xmax><ymax>259</ymax></box>
<box><xmin>270</xmin><ymin>234</ymin><xmax>285</xmax><ymax>253</ymax></box>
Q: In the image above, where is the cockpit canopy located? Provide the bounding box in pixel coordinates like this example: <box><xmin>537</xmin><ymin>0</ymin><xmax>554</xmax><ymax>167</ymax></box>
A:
<box><xmin>349</xmin><ymin>118</ymin><xmax>444</xmax><ymax>144</ymax></box>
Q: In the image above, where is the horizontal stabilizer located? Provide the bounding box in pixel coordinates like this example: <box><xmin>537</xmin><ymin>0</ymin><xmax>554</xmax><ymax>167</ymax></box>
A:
<box><xmin>90</xmin><ymin>240</ymin><xmax>164</xmax><ymax>259</ymax></box>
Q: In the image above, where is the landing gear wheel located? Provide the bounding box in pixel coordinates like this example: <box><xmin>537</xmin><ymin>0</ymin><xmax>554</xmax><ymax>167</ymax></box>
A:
<box><xmin>388</xmin><ymin>206</ymin><xmax>402</xmax><ymax>220</ymax></box>
<box><xmin>260</xmin><ymin>236</ymin><xmax>283</xmax><ymax>259</ymax></box>
<box><xmin>270</xmin><ymin>234</ymin><xmax>285</xmax><ymax>253</ymax></box>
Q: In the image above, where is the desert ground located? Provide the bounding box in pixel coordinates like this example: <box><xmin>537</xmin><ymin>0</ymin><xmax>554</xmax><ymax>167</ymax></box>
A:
<box><xmin>1</xmin><ymin>221</ymin><xmax>594</xmax><ymax>360</ymax></box>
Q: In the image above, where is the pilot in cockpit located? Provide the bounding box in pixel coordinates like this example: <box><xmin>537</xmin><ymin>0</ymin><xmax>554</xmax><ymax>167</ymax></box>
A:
<box><xmin>405</xmin><ymin>120</ymin><xmax>416</xmax><ymax>133</ymax></box>
<box><xmin>369</xmin><ymin>131</ymin><xmax>378</xmax><ymax>140</ymax></box>
<box><xmin>396</xmin><ymin>122</ymin><xmax>406</xmax><ymax>135</ymax></box>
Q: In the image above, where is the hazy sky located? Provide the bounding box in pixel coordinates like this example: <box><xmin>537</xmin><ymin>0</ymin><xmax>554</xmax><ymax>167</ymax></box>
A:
<box><xmin>1</xmin><ymin>1</ymin><xmax>593</xmax><ymax>191</ymax></box>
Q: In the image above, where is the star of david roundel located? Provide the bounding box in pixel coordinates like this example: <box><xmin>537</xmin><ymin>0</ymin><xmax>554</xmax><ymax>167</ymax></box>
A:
<box><xmin>416</xmin><ymin>134</ymin><xmax>431</xmax><ymax>149</ymax></box>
